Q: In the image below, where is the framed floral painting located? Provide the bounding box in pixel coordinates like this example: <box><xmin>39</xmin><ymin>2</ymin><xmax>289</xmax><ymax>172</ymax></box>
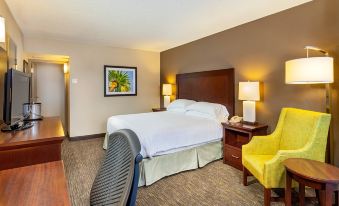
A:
<box><xmin>104</xmin><ymin>65</ymin><xmax>137</xmax><ymax>96</ymax></box>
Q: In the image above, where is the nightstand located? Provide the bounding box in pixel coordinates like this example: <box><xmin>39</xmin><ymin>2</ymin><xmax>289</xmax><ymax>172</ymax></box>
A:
<box><xmin>222</xmin><ymin>122</ymin><xmax>268</xmax><ymax>170</ymax></box>
<box><xmin>152</xmin><ymin>108</ymin><xmax>166</xmax><ymax>112</ymax></box>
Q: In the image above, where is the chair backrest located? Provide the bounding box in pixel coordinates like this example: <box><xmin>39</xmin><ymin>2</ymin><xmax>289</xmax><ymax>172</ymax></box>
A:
<box><xmin>90</xmin><ymin>129</ymin><xmax>143</xmax><ymax>206</ymax></box>
<box><xmin>278</xmin><ymin>108</ymin><xmax>331</xmax><ymax>154</ymax></box>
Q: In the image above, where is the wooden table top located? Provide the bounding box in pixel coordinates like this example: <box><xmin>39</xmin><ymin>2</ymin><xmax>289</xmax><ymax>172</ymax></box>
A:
<box><xmin>0</xmin><ymin>117</ymin><xmax>65</xmax><ymax>150</ymax></box>
<box><xmin>283</xmin><ymin>158</ymin><xmax>339</xmax><ymax>184</ymax></box>
<box><xmin>0</xmin><ymin>161</ymin><xmax>71</xmax><ymax>206</ymax></box>
<box><xmin>223</xmin><ymin>122</ymin><xmax>268</xmax><ymax>132</ymax></box>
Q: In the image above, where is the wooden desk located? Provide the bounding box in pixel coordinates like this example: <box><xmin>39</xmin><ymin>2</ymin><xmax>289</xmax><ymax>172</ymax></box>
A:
<box><xmin>284</xmin><ymin>158</ymin><xmax>339</xmax><ymax>206</ymax></box>
<box><xmin>0</xmin><ymin>117</ymin><xmax>65</xmax><ymax>170</ymax></box>
<box><xmin>0</xmin><ymin>161</ymin><xmax>71</xmax><ymax>206</ymax></box>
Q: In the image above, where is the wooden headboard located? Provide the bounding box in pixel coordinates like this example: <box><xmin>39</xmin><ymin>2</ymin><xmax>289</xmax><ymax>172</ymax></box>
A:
<box><xmin>176</xmin><ymin>69</ymin><xmax>235</xmax><ymax>116</ymax></box>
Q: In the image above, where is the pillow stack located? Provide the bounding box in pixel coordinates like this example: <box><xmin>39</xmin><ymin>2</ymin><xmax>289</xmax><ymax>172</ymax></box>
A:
<box><xmin>166</xmin><ymin>99</ymin><xmax>196</xmax><ymax>113</ymax></box>
<box><xmin>186</xmin><ymin>102</ymin><xmax>229</xmax><ymax>123</ymax></box>
<box><xmin>166</xmin><ymin>99</ymin><xmax>229</xmax><ymax>123</ymax></box>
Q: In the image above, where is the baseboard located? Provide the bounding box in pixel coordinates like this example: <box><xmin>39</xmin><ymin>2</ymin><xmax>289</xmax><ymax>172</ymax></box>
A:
<box><xmin>68</xmin><ymin>133</ymin><xmax>106</xmax><ymax>141</ymax></box>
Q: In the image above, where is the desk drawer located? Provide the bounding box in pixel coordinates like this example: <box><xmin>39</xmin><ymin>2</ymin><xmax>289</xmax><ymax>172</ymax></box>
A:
<box><xmin>0</xmin><ymin>143</ymin><xmax>61</xmax><ymax>170</ymax></box>
<box><xmin>224</xmin><ymin>145</ymin><xmax>242</xmax><ymax>170</ymax></box>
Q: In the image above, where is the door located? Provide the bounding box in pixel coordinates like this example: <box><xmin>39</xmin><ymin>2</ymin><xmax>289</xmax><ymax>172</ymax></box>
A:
<box><xmin>35</xmin><ymin>62</ymin><xmax>66</xmax><ymax>127</ymax></box>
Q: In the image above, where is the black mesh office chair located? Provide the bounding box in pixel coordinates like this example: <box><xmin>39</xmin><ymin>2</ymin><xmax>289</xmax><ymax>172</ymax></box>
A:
<box><xmin>90</xmin><ymin>129</ymin><xmax>143</xmax><ymax>206</ymax></box>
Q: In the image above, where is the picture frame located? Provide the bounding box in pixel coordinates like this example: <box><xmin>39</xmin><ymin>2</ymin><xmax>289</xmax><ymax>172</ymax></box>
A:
<box><xmin>104</xmin><ymin>65</ymin><xmax>137</xmax><ymax>97</ymax></box>
<box><xmin>7</xmin><ymin>37</ymin><xmax>17</xmax><ymax>70</ymax></box>
<box><xmin>23</xmin><ymin>60</ymin><xmax>29</xmax><ymax>73</ymax></box>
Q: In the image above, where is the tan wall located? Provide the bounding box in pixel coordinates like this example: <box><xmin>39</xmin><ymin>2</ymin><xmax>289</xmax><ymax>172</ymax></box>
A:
<box><xmin>0</xmin><ymin>0</ymin><xmax>24</xmax><ymax>69</ymax></box>
<box><xmin>160</xmin><ymin>0</ymin><xmax>339</xmax><ymax>165</ymax></box>
<box><xmin>25</xmin><ymin>37</ymin><xmax>160</xmax><ymax>137</ymax></box>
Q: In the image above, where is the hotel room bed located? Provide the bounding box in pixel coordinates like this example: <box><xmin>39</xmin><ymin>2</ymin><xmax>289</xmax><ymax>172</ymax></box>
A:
<box><xmin>103</xmin><ymin>111</ymin><xmax>223</xmax><ymax>158</ymax></box>
<box><xmin>103</xmin><ymin>111</ymin><xmax>224</xmax><ymax>186</ymax></box>
<box><xmin>104</xmin><ymin>68</ymin><xmax>235</xmax><ymax>186</ymax></box>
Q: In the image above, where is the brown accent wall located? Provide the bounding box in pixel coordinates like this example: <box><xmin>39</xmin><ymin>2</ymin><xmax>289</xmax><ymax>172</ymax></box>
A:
<box><xmin>160</xmin><ymin>0</ymin><xmax>339</xmax><ymax>165</ymax></box>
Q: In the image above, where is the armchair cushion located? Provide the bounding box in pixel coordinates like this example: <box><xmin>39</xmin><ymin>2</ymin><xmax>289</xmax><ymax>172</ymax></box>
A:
<box><xmin>280</xmin><ymin>109</ymin><xmax>318</xmax><ymax>150</ymax></box>
<box><xmin>242</xmin><ymin>155</ymin><xmax>274</xmax><ymax>184</ymax></box>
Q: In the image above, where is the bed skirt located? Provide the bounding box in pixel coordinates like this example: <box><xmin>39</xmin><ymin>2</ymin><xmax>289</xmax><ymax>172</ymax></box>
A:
<box><xmin>138</xmin><ymin>141</ymin><xmax>222</xmax><ymax>187</ymax></box>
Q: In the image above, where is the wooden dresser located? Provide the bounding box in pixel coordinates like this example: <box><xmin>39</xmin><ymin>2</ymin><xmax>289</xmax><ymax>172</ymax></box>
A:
<box><xmin>0</xmin><ymin>117</ymin><xmax>65</xmax><ymax>170</ymax></box>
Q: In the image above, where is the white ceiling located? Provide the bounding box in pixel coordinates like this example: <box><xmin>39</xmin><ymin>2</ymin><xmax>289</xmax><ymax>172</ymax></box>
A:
<box><xmin>6</xmin><ymin>0</ymin><xmax>311</xmax><ymax>52</ymax></box>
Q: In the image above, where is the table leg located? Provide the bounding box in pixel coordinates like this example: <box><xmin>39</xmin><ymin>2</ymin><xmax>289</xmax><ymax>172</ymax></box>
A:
<box><xmin>324</xmin><ymin>184</ymin><xmax>334</xmax><ymax>206</ymax></box>
<box><xmin>243</xmin><ymin>167</ymin><xmax>248</xmax><ymax>186</ymax></box>
<box><xmin>285</xmin><ymin>170</ymin><xmax>292</xmax><ymax>206</ymax></box>
<box><xmin>264</xmin><ymin>188</ymin><xmax>271</xmax><ymax>206</ymax></box>
<box><xmin>335</xmin><ymin>190</ymin><xmax>338</xmax><ymax>206</ymax></box>
<box><xmin>315</xmin><ymin>190</ymin><xmax>321</xmax><ymax>205</ymax></box>
<box><xmin>320</xmin><ymin>190</ymin><xmax>325</xmax><ymax>206</ymax></box>
<box><xmin>299</xmin><ymin>183</ymin><xmax>305</xmax><ymax>206</ymax></box>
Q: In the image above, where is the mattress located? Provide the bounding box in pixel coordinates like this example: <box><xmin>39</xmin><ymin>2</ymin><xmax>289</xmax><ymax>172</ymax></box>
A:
<box><xmin>104</xmin><ymin>111</ymin><xmax>223</xmax><ymax>158</ymax></box>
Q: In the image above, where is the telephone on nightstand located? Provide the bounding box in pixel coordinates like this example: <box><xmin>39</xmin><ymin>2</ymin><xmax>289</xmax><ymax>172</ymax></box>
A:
<box><xmin>229</xmin><ymin>116</ymin><xmax>243</xmax><ymax>123</ymax></box>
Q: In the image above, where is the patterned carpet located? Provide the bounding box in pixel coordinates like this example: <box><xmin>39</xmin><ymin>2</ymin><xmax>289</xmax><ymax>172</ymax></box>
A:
<box><xmin>61</xmin><ymin>137</ymin><xmax>317</xmax><ymax>206</ymax></box>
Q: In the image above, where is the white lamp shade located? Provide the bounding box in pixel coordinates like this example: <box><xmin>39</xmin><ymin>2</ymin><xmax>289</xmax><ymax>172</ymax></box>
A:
<box><xmin>162</xmin><ymin>84</ymin><xmax>172</xmax><ymax>96</ymax></box>
<box><xmin>0</xmin><ymin>17</ymin><xmax>5</xmax><ymax>43</ymax></box>
<box><xmin>239</xmin><ymin>81</ymin><xmax>260</xmax><ymax>101</ymax></box>
<box><xmin>285</xmin><ymin>57</ymin><xmax>333</xmax><ymax>84</ymax></box>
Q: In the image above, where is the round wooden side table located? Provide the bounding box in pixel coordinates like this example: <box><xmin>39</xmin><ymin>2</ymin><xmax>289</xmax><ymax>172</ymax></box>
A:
<box><xmin>283</xmin><ymin>158</ymin><xmax>339</xmax><ymax>206</ymax></box>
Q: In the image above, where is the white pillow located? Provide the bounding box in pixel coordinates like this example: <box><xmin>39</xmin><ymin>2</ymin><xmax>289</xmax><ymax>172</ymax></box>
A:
<box><xmin>186</xmin><ymin>111</ymin><xmax>216</xmax><ymax>120</ymax></box>
<box><xmin>167</xmin><ymin>99</ymin><xmax>196</xmax><ymax>112</ymax></box>
<box><xmin>167</xmin><ymin>108</ymin><xmax>186</xmax><ymax>113</ymax></box>
<box><xmin>186</xmin><ymin>102</ymin><xmax>229</xmax><ymax>123</ymax></box>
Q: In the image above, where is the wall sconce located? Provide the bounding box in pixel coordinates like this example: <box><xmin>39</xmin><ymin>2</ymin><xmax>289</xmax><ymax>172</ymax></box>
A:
<box><xmin>0</xmin><ymin>17</ymin><xmax>5</xmax><ymax>43</ymax></box>
<box><xmin>63</xmin><ymin>63</ymin><xmax>68</xmax><ymax>74</ymax></box>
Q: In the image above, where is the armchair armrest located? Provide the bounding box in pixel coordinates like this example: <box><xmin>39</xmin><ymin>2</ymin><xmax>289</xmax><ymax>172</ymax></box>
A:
<box><xmin>265</xmin><ymin>140</ymin><xmax>324</xmax><ymax>167</ymax></box>
<box><xmin>262</xmin><ymin>144</ymin><xmax>323</xmax><ymax>188</ymax></box>
<box><xmin>242</xmin><ymin>134</ymin><xmax>280</xmax><ymax>156</ymax></box>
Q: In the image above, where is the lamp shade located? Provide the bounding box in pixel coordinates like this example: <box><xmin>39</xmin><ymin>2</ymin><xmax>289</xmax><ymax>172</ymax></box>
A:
<box><xmin>239</xmin><ymin>81</ymin><xmax>260</xmax><ymax>101</ymax></box>
<box><xmin>162</xmin><ymin>84</ymin><xmax>172</xmax><ymax>96</ymax></box>
<box><xmin>285</xmin><ymin>57</ymin><xmax>333</xmax><ymax>84</ymax></box>
<box><xmin>0</xmin><ymin>17</ymin><xmax>5</xmax><ymax>43</ymax></box>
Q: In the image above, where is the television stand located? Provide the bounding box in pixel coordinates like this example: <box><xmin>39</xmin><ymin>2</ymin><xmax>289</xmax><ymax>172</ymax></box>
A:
<box><xmin>0</xmin><ymin>117</ymin><xmax>65</xmax><ymax>170</ymax></box>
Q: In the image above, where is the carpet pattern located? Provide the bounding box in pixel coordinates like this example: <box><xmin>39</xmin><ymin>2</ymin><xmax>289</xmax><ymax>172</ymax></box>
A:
<box><xmin>62</xmin><ymin>137</ymin><xmax>317</xmax><ymax>206</ymax></box>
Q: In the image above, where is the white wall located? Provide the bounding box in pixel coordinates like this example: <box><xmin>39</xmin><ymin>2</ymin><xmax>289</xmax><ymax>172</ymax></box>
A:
<box><xmin>25</xmin><ymin>37</ymin><xmax>160</xmax><ymax>137</ymax></box>
<box><xmin>35</xmin><ymin>62</ymin><xmax>65</xmax><ymax>127</ymax></box>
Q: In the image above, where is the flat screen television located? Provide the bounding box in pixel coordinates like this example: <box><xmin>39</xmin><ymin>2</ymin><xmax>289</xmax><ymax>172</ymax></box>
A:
<box><xmin>3</xmin><ymin>69</ymin><xmax>31</xmax><ymax>126</ymax></box>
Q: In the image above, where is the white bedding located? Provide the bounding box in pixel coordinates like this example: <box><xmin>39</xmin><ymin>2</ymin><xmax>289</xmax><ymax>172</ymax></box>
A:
<box><xmin>104</xmin><ymin>111</ymin><xmax>223</xmax><ymax>158</ymax></box>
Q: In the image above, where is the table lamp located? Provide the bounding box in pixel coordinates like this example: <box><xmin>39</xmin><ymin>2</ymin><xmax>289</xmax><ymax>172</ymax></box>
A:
<box><xmin>239</xmin><ymin>81</ymin><xmax>260</xmax><ymax>124</ymax></box>
<box><xmin>162</xmin><ymin>84</ymin><xmax>172</xmax><ymax>108</ymax></box>
<box><xmin>285</xmin><ymin>45</ymin><xmax>334</xmax><ymax>163</ymax></box>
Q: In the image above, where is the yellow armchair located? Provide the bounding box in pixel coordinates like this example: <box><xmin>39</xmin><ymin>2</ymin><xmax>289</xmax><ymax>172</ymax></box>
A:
<box><xmin>242</xmin><ymin>108</ymin><xmax>331</xmax><ymax>205</ymax></box>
